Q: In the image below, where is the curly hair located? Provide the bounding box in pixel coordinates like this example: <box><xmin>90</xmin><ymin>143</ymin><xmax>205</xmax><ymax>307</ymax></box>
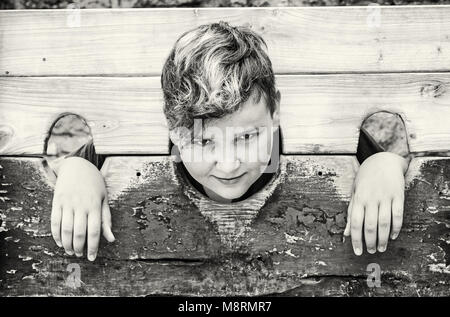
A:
<box><xmin>161</xmin><ymin>21</ymin><xmax>278</xmax><ymax>142</ymax></box>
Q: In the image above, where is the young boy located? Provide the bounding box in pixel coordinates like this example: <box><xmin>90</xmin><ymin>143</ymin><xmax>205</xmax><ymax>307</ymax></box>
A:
<box><xmin>51</xmin><ymin>22</ymin><xmax>409</xmax><ymax>261</ymax></box>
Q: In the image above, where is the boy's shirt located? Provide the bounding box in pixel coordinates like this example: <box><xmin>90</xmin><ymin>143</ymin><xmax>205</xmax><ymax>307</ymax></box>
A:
<box><xmin>65</xmin><ymin>127</ymin><xmax>384</xmax><ymax>202</ymax></box>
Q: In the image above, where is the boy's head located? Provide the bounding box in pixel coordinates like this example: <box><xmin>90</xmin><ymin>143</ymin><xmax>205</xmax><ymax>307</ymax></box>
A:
<box><xmin>161</xmin><ymin>21</ymin><xmax>281</xmax><ymax>202</ymax></box>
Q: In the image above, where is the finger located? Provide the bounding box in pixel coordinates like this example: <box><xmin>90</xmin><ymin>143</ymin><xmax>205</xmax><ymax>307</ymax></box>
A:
<box><xmin>391</xmin><ymin>196</ymin><xmax>404</xmax><ymax>240</ymax></box>
<box><xmin>61</xmin><ymin>206</ymin><xmax>74</xmax><ymax>255</ymax></box>
<box><xmin>344</xmin><ymin>197</ymin><xmax>353</xmax><ymax>237</ymax></box>
<box><xmin>101</xmin><ymin>198</ymin><xmax>115</xmax><ymax>243</ymax></box>
<box><xmin>364</xmin><ymin>203</ymin><xmax>378</xmax><ymax>254</ymax></box>
<box><xmin>351</xmin><ymin>201</ymin><xmax>365</xmax><ymax>256</ymax></box>
<box><xmin>73</xmin><ymin>209</ymin><xmax>87</xmax><ymax>257</ymax></box>
<box><xmin>87</xmin><ymin>204</ymin><xmax>101</xmax><ymax>262</ymax></box>
<box><xmin>377</xmin><ymin>200</ymin><xmax>391</xmax><ymax>252</ymax></box>
<box><xmin>51</xmin><ymin>195</ymin><xmax>63</xmax><ymax>247</ymax></box>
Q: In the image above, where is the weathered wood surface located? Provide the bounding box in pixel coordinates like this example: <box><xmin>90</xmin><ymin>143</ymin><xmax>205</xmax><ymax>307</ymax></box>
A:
<box><xmin>2</xmin><ymin>7</ymin><xmax>450</xmax><ymax>76</ymax></box>
<box><xmin>0</xmin><ymin>77</ymin><xmax>168</xmax><ymax>156</ymax></box>
<box><xmin>2</xmin><ymin>74</ymin><xmax>450</xmax><ymax>155</ymax></box>
<box><xmin>0</xmin><ymin>156</ymin><xmax>448</xmax><ymax>296</ymax></box>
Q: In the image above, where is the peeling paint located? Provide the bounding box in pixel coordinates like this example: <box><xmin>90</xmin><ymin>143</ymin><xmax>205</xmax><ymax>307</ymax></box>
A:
<box><xmin>129</xmin><ymin>253</ymin><xmax>139</xmax><ymax>260</ymax></box>
<box><xmin>426</xmin><ymin>206</ymin><xmax>439</xmax><ymax>214</ymax></box>
<box><xmin>32</xmin><ymin>261</ymin><xmax>43</xmax><ymax>271</ymax></box>
<box><xmin>18</xmin><ymin>255</ymin><xmax>32</xmax><ymax>261</ymax></box>
<box><xmin>285</xmin><ymin>249</ymin><xmax>299</xmax><ymax>258</ymax></box>
<box><xmin>285</xmin><ymin>233</ymin><xmax>302</xmax><ymax>244</ymax></box>
<box><xmin>428</xmin><ymin>264</ymin><xmax>450</xmax><ymax>274</ymax></box>
<box><xmin>427</xmin><ymin>254</ymin><xmax>438</xmax><ymax>262</ymax></box>
<box><xmin>434</xmin><ymin>220</ymin><xmax>450</xmax><ymax>229</ymax></box>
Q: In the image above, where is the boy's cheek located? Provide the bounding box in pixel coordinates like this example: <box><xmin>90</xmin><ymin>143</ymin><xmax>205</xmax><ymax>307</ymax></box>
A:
<box><xmin>261</xmin><ymin>141</ymin><xmax>275</xmax><ymax>165</ymax></box>
<box><xmin>183</xmin><ymin>161</ymin><xmax>209</xmax><ymax>176</ymax></box>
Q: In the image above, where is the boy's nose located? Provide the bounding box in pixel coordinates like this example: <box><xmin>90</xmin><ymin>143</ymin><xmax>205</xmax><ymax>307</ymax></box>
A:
<box><xmin>211</xmin><ymin>143</ymin><xmax>242</xmax><ymax>174</ymax></box>
<box><xmin>215</xmin><ymin>160</ymin><xmax>241</xmax><ymax>175</ymax></box>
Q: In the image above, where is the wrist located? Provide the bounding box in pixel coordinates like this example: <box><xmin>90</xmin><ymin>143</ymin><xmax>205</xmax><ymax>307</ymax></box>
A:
<box><xmin>58</xmin><ymin>156</ymin><xmax>100</xmax><ymax>177</ymax></box>
<box><xmin>371</xmin><ymin>151</ymin><xmax>410</xmax><ymax>175</ymax></box>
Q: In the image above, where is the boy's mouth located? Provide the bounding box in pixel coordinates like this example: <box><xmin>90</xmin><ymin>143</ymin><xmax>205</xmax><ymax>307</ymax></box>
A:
<box><xmin>213</xmin><ymin>173</ymin><xmax>246</xmax><ymax>185</ymax></box>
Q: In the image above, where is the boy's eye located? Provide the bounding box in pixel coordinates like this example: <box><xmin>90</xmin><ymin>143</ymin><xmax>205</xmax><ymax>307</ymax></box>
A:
<box><xmin>193</xmin><ymin>138</ymin><xmax>212</xmax><ymax>147</ymax></box>
<box><xmin>237</xmin><ymin>131</ymin><xmax>259</xmax><ymax>142</ymax></box>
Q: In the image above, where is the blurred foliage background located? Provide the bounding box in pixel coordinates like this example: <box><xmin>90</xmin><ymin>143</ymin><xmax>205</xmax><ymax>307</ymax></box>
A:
<box><xmin>1</xmin><ymin>0</ymin><xmax>450</xmax><ymax>9</ymax></box>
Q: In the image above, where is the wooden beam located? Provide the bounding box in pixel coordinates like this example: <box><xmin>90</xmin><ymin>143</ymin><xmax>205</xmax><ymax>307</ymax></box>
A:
<box><xmin>0</xmin><ymin>77</ymin><xmax>169</xmax><ymax>155</ymax></box>
<box><xmin>1</xmin><ymin>74</ymin><xmax>450</xmax><ymax>155</ymax></box>
<box><xmin>0</xmin><ymin>155</ymin><xmax>448</xmax><ymax>295</ymax></box>
<box><xmin>1</xmin><ymin>7</ymin><xmax>450</xmax><ymax>76</ymax></box>
<box><xmin>280</xmin><ymin>73</ymin><xmax>450</xmax><ymax>154</ymax></box>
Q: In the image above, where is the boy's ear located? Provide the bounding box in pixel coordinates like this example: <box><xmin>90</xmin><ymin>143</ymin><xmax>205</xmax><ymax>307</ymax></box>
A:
<box><xmin>169</xmin><ymin>130</ymin><xmax>180</xmax><ymax>147</ymax></box>
<box><xmin>272</xmin><ymin>90</ymin><xmax>281</xmax><ymax>128</ymax></box>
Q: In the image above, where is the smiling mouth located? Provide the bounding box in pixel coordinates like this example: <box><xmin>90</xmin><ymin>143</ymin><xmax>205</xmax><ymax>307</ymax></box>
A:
<box><xmin>213</xmin><ymin>173</ymin><xmax>247</xmax><ymax>185</ymax></box>
<box><xmin>215</xmin><ymin>173</ymin><xmax>246</xmax><ymax>181</ymax></box>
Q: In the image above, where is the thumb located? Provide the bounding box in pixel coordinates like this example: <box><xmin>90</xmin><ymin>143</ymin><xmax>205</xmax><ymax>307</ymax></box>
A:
<box><xmin>101</xmin><ymin>197</ymin><xmax>115</xmax><ymax>242</ymax></box>
<box><xmin>344</xmin><ymin>197</ymin><xmax>353</xmax><ymax>237</ymax></box>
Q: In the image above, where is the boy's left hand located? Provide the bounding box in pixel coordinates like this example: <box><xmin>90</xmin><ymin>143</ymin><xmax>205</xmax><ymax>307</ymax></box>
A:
<box><xmin>344</xmin><ymin>152</ymin><xmax>409</xmax><ymax>255</ymax></box>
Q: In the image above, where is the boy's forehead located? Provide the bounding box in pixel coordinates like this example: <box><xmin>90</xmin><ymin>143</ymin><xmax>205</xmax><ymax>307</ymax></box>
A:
<box><xmin>201</xmin><ymin>96</ymin><xmax>271</xmax><ymax>135</ymax></box>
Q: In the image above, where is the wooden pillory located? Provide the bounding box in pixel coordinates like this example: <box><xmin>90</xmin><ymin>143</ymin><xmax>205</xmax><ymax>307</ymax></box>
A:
<box><xmin>0</xmin><ymin>6</ymin><xmax>449</xmax><ymax>296</ymax></box>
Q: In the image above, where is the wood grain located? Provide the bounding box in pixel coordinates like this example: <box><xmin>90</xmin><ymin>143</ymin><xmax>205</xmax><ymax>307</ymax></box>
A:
<box><xmin>1</xmin><ymin>7</ymin><xmax>450</xmax><ymax>76</ymax></box>
<box><xmin>279</xmin><ymin>73</ymin><xmax>450</xmax><ymax>154</ymax></box>
<box><xmin>0</xmin><ymin>156</ymin><xmax>448</xmax><ymax>296</ymax></box>
<box><xmin>0</xmin><ymin>77</ymin><xmax>168</xmax><ymax>155</ymax></box>
<box><xmin>2</xmin><ymin>74</ymin><xmax>450</xmax><ymax>155</ymax></box>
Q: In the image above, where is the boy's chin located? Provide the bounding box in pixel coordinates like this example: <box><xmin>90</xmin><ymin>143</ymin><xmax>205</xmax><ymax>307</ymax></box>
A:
<box><xmin>215</xmin><ymin>187</ymin><xmax>248</xmax><ymax>200</ymax></box>
<box><xmin>206</xmin><ymin>185</ymin><xmax>248</xmax><ymax>201</ymax></box>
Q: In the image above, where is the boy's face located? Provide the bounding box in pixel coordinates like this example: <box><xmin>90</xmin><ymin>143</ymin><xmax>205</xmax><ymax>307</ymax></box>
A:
<box><xmin>172</xmin><ymin>91</ymin><xmax>280</xmax><ymax>202</ymax></box>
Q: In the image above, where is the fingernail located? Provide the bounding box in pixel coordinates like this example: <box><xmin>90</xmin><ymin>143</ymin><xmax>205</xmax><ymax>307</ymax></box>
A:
<box><xmin>354</xmin><ymin>248</ymin><xmax>362</xmax><ymax>256</ymax></box>
<box><xmin>88</xmin><ymin>253</ymin><xmax>96</xmax><ymax>261</ymax></box>
<box><xmin>368</xmin><ymin>248</ymin><xmax>376</xmax><ymax>254</ymax></box>
<box><xmin>75</xmin><ymin>252</ymin><xmax>83</xmax><ymax>257</ymax></box>
<box><xmin>56</xmin><ymin>241</ymin><xmax>62</xmax><ymax>247</ymax></box>
<box><xmin>391</xmin><ymin>233</ymin><xmax>398</xmax><ymax>240</ymax></box>
<box><xmin>66</xmin><ymin>250</ymin><xmax>74</xmax><ymax>256</ymax></box>
<box><xmin>378</xmin><ymin>245</ymin><xmax>386</xmax><ymax>252</ymax></box>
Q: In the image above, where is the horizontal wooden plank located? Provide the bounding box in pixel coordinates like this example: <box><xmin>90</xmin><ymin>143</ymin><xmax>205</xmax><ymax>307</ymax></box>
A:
<box><xmin>2</xmin><ymin>73</ymin><xmax>450</xmax><ymax>155</ymax></box>
<box><xmin>1</xmin><ymin>7</ymin><xmax>450</xmax><ymax>76</ymax></box>
<box><xmin>280</xmin><ymin>73</ymin><xmax>450</xmax><ymax>154</ymax></box>
<box><xmin>0</xmin><ymin>156</ymin><xmax>448</xmax><ymax>295</ymax></box>
<box><xmin>0</xmin><ymin>77</ymin><xmax>169</xmax><ymax>155</ymax></box>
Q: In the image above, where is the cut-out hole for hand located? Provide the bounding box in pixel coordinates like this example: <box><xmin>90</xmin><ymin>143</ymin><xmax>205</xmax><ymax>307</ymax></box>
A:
<box><xmin>43</xmin><ymin>114</ymin><xmax>93</xmax><ymax>184</ymax></box>
<box><xmin>359</xmin><ymin>112</ymin><xmax>410</xmax><ymax>164</ymax></box>
<box><xmin>45</xmin><ymin>114</ymin><xmax>92</xmax><ymax>159</ymax></box>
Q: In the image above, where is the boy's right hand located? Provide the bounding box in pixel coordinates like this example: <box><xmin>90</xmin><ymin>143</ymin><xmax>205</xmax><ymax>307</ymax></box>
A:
<box><xmin>51</xmin><ymin>157</ymin><xmax>115</xmax><ymax>261</ymax></box>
